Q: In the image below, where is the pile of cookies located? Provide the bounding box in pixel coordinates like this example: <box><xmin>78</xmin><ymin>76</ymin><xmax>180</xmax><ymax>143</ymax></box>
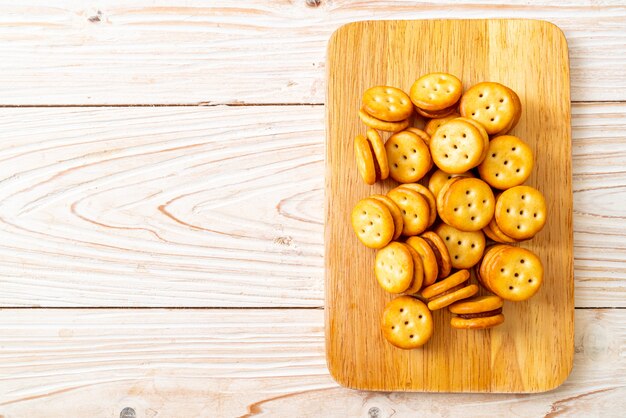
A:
<box><xmin>351</xmin><ymin>73</ymin><xmax>546</xmax><ymax>349</ymax></box>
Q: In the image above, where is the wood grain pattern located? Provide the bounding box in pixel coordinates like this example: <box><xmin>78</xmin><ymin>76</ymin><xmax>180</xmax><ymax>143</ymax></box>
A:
<box><xmin>0</xmin><ymin>103</ymin><xmax>624</xmax><ymax>308</ymax></box>
<box><xmin>0</xmin><ymin>308</ymin><xmax>624</xmax><ymax>417</ymax></box>
<box><xmin>326</xmin><ymin>20</ymin><xmax>573</xmax><ymax>392</ymax></box>
<box><xmin>0</xmin><ymin>1</ymin><xmax>625</xmax><ymax>104</ymax></box>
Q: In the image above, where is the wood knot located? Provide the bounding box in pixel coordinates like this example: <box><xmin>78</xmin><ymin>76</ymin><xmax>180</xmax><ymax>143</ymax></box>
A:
<box><xmin>88</xmin><ymin>10</ymin><xmax>102</xmax><ymax>23</ymax></box>
<box><xmin>120</xmin><ymin>407</ymin><xmax>136</xmax><ymax>418</ymax></box>
<box><xmin>368</xmin><ymin>407</ymin><xmax>382</xmax><ymax>418</ymax></box>
<box><xmin>306</xmin><ymin>0</ymin><xmax>322</xmax><ymax>7</ymax></box>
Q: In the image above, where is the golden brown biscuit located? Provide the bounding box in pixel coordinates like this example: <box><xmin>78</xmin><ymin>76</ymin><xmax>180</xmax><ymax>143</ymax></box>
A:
<box><xmin>351</xmin><ymin>198</ymin><xmax>395</xmax><ymax>249</ymax></box>
<box><xmin>387</xmin><ymin>187</ymin><xmax>430</xmax><ymax>236</ymax></box>
<box><xmin>405</xmin><ymin>127</ymin><xmax>431</xmax><ymax>146</ymax></box>
<box><xmin>424</xmin><ymin>113</ymin><xmax>460</xmax><ymax>137</ymax></box>
<box><xmin>459</xmin><ymin>82</ymin><xmax>521</xmax><ymax>135</ymax></box>
<box><xmin>406</xmin><ymin>236</ymin><xmax>439</xmax><ymax>287</ymax></box>
<box><xmin>359</xmin><ymin>107</ymin><xmax>409</xmax><ymax>132</ymax></box>
<box><xmin>398</xmin><ymin>183</ymin><xmax>437</xmax><ymax>226</ymax></box>
<box><xmin>421</xmin><ymin>270</ymin><xmax>478</xmax><ymax>310</ymax></box>
<box><xmin>415</xmin><ymin>104</ymin><xmax>457</xmax><ymax>119</ymax></box>
<box><xmin>370</xmin><ymin>194</ymin><xmax>404</xmax><ymax>241</ymax></box>
<box><xmin>437</xmin><ymin>177</ymin><xmax>495</xmax><ymax>232</ymax></box>
<box><xmin>479</xmin><ymin>245</ymin><xmax>509</xmax><ymax>292</ymax></box>
<box><xmin>374</xmin><ymin>242</ymin><xmax>415</xmax><ymax>294</ymax></box>
<box><xmin>450</xmin><ymin>314</ymin><xmax>505</xmax><ymax>330</ymax></box>
<box><xmin>363</xmin><ymin>86</ymin><xmax>413</xmax><ymax>122</ymax></box>
<box><xmin>410</xmin><ymin>73</ymin><xmax>463</xmax><ymax>111</ymax></box>
<box><xmin>486</xmin><ymin>218</ymin><xmax>519</xmax><ymax>243</ymax></box>
<box><xmin>494</xmin><ymin>186</ymin><xmax>547</xmax><ymax>240</ymax></box>
<box><xmin>429</xmin><ymin>118</ymin><xmax>485</xmax><ymax>174</ymax></box>
<box><xmin>366</xmin><ymin>128</ymin><xmax>390</xmax><ymax>181</ymax></box>
<box><xmin>404</xmin><ymin>245</ymin><xmax>425</xmax><ymax>294</ymax></box>
<box><xmin>354</xmin><ymin>134</ymin><xmax>377</xmax><ymax>185</ymax></box>
<box><xmin>420</xmin><ymin>231</ymin><xmax>452</xmax><ymax>279</ymax></box>
<box><xmin>428</xmin><ymin>169</ymin><xmax>474</xmax><ymax>199</ymax></box>
<box><xmin>456</xmin><ymin>116</ymin><xmax>489</xmax><ymax>164</ymax></box>
<box><xmin>435</xmin><ymin>224</ymin><xmax>486</xmax><ymax>269</ymax></box>
<box><xmin>480</xmin><ymin>245</ymin><xmax>543</xmax><ymax>302</ymax></box>
<box><xmin>381</xmin><ymin>296</ymin><xmax>433</xmax><ymax>349</ymax></box>
<box><xmin>385</xmin><ymin>130</ymin><xmax>432</xmax><ymax>183</ymax></box>
<box><xmin>478</xmin><ymin>135</ymin><xmax>533</xmax><ymax>189</ymax></box>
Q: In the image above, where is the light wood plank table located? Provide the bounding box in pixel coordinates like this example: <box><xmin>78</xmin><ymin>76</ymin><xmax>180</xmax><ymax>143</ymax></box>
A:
<box><xmin>0</xmin><ymin>2</ymin><xmax>624</xmax><ymax>417</ymax></box>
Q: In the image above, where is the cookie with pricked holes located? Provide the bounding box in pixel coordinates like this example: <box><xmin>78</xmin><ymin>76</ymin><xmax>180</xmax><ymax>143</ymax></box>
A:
<box><xmin>381</xmin><ymin>296</ymin><xmax>433</xmax><ymax>349</ymax></box>
<box><xmin>374</xmin><ymin>242</ymin><xmax>415</xmax><ymax>294</ymax></box>
<box><xmin>435</xmin><ymin>224</ymin><xmax>486</xmax><ymax>269</ymax></box>
<box><xmin>410</xmin><ymin>73</ymin><xmax>463</xmax><ymax>111</ymax></box>
<box><xmin>351</xmin><ymin>197</ymin><xmax>395</xmax><ymax>249</ymax></box>
<box><xmin>387</xmin><ymin>187</ymin><xmax>430</xmax><ymax>236</ymax></box>
<box><xmin>398</xmin><ymin>183</ymin><xmax>437</xmax><ymax>226</ymax></box>
<box><xmin>385</xmin><ymin>130</ymin><xmax>432</xmax><ymax>183</ymax></box>
<box><xmin>479</xmin><ymin>245</ymin><xmax>543</xmax><ymax>302</ymax></box>
<box><xmin>430</xmin><ymin>118</ymin><xmax>485</xmax><ymax>174</ymax></box>
<box><xmin>363</xmin><ymin>86</ymin><xmax>413</xmax><ymax>122</ymax></box>
<box><xmin>459</xmin><ymin>82</ymin><xmax>521</xmax><ymax>135</ymax></box>
<box><xmin>479</xmin><ymin>135</ymin><xmax>533</xmax><ymax>190</ymax></box>
<box><xmin>437</xmin><ymin>177</ymin><xmax>495</xmax><ymax>232</ymax></box>
<box><xmin>494</xmin><ymin>186</ymin><xmax>546</xmax><ymax>240</ymax></box>
<box><xmin>370</xmin><ymin>194</ymin><xmax>404</xmax><ymax>240</ymax></box>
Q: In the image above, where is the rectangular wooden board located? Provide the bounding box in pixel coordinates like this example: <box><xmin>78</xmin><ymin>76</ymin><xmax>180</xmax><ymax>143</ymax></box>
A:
<box><xmin>325</xmin><ymin>19</ymin><xmax>573</xmax><ymax>393</ymax></box>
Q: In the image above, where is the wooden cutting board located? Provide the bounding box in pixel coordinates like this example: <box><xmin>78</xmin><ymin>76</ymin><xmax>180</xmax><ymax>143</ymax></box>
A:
<box><xmin>325</xmin><ymin>19</ymin><xmax>573</xmax><ymax>393</ymax></box>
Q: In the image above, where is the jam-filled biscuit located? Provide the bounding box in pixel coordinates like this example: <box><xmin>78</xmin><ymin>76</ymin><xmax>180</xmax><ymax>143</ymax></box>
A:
<box><xmin>405</xmin><ymin>127</ymin><xmax>431</xmax><ymax>145</ymax></box>
<box><xmin>359</xmin><ymin>107</ymin><xmax>409</xmax><ymax>132</ymax></box>
<box><xmin>429</xmin><ymin>118</ymin><xmax>485</xmax><ymax>174</ymax></box>
<box><xmin>410</xmin><ymin>73</ymin><xmax>463</xmax><ymax>111</ymax></box>
<box><xmin>366</xmin><ymin>128</ymin><xmax>390</xmax><ymax>181</ymax></box>
<box><xmin>351</xmin><ymin>197</ymin><xmax>395</xmax><ymax>249</ymax></box>
<box><xmin>381</xmin><ymin>296</ymin><xmax>433</xmax><ymax>349</ymax></box>
<box><xmin>428</xmin><ymin>169</ymin><xmax>474</xmax><ymax>199</ymax></box>
<box><xmin>449</xmin><ymin>295</ymin><xmax>505</xmax><ymax>329</ymax></box>
<box><xmin>387</xmin><ymin>187</ymin><xmax>430</xmax><ymax>236</ymax></box>
<box><xmin>416</xmin><ymin>104</ymin><xmax>457</xmax><ymax>119</ymax></box>
<box><xmin>398</xmin><ymin>183</ymin><xmax>437</xmax><ymax>226</ymax></box>
<box><xmin>385</xmin><ymin>130</ymin><xmax>432</xmax><ymax>183</ymax></box>
<box><xmin>459</xmin><ymin>82</ymin><xmax>521</xmax><ymax>135</ymax></box>
<box><xmin>478</xmin><ymin>135</ymin><xmax>533</xmax><ymax>190</ymax></box>
<box><xmin>374</xmin><ymin>242</ymin><xmax>415</xmax><ymax>294</ymax></box>
<box><xmin>437</xmin><ymin>177</ymin><xmax>495</xmax><ymax>232</ymax></box>
<box><xmin>420</xmin><ymin>231</ymin><xmax>452</xmax><ymax>279</ymax></box>
<box><xmin>353</xmin><ymin>134</ymin><xmax>377</xmax><ymax>185</ymax></box>
<box><xmin>425</xmin><ymin>113</ymin><xmax>460</xmax><ymax>137</ymax></box>
<box><xmin>404</xmin><ymin>245</ymin><xmax>425</xmax><ymax>294</ymax></box>
<box><xmin>421</xmin><ymin>269</ymin><xmax>478</xmax><ymax>311</ymax></box>
<box><xmin>370</xmin><ymin>194</ymin><xmax>404</xmax><ymax>241</ymax></box>
<box><xmin>480</xmin><ymin>245</ymin><xmax>543</xmax><ymax>302</ymax></box>
<box><xmin>363</xmin><ymin>86</ymin><xmax>413</xmax><ymax>122</ymax></box>
<box><xmin>486</xmin><ymin>218</ymin><xmax>519</xmax><ymax>243</ymax></box>
<box><xmin>406</xmin><ymin>236</ymin><xmax>439</xmax><ymax>286</ymax></box>
<box><xmin>435</xmin><ymin>223</ymin><xmax>486</xmax><ymax>269</ymax></box>
<box><xmin>494</xmin><ymin>186</ymin><xmax>547</xmax><ymax>240</ymax></box>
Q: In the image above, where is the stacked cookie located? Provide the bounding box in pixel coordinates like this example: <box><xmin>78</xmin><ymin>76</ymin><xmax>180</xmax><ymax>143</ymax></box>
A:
<box><xmin>351</xmin><ymin>73</ymin><xmax>548</xmax><ymax>349</ymax></box>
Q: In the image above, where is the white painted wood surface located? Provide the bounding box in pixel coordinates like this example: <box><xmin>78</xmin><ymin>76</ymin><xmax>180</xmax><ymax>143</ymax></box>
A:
<box><xmin>0</xmin><ymin>104</ymin><xmax>623</xmax><ymax>307</ymax></box>
<box><xmin>0</xmin><ymin>1</ymin><xmax>625</xmax><ymax>104</ymax></box>
<box><xmin>0</xmin><ymin>1</ymin><xmax>624</xmax><ymax>415</ymax></box>
<box><xmin>0</xmin><ymin>309</ymin><xmax>624</xmax><ymax>417</ymax></box>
